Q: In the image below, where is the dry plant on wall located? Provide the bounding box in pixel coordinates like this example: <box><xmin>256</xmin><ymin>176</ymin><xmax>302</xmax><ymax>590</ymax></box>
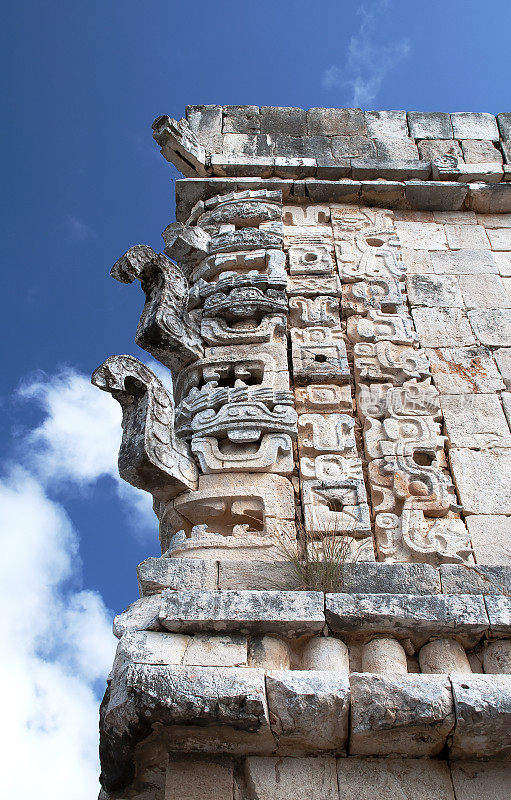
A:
<box><xmin>275</xmin><ymin>517</ymin><xmax>361</xmax><ymax>593</ymax></box>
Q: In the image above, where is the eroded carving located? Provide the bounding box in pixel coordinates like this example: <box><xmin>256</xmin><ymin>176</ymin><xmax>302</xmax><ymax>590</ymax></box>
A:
<box><xmin>353</xmin><ymin>342</ymin><xmax>430</xmax><ymax>384</ymax></box>
<box><xmin>375</xmin><ymin>510</ymin><xmax>473</xmax><ymax>565</ymax></box>
<box><xmin>289</xmin><ymin>296</ymin><xmax>340</xmax><ymax>328</ymax></box>
<box><xmin>346</xmin><ymin>310</ymin><xmax>418</xmax><ymax>345</ymax></box>
<box><xmin>291</xmin><ymin>327</ymin><xmax>350</xmax><ymax>385</ymax></box>
<box><xmin>297</xmin><ymin>413</ymin><xmax>357</xmax><ymax>457</ymax></box>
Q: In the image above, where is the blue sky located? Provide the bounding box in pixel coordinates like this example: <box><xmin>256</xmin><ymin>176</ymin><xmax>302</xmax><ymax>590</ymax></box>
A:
<box><xmin>1</xmin><ymin>1</ymin><xmax>510</xmax><ymax>796</ymax></box>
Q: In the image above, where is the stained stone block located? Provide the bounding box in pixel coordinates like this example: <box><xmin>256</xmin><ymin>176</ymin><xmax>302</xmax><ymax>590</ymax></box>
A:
<box><xmin>137</xmin><ymin>557</ymin><xmax>218</xmax><ymax>595</ymax></box>
<box><xmin>484</xmin><ymin>595</ymin><xmax>511</xmax><ymax>634</ymax></box>
<box><xmin>449</xmin><ymin>448</ymin><xmax>511</xmax><ymax>514</ymax></box>
<box><xmin>361</xmin><ymin>637</ymin><xmax>408</xmax><ymax>674</ymax></box>
<box><xmin>417</xmin><ymin>139</ymin><xmax>463</xmax><ymax>161</ymax></box>
<box><xmin>461</xmin><ymin>139</ymin><xmax>503</xmax><ymax>163</ymax></box>
<box><xmin>418</xmin><ymin>637</ymin><xmax>472</xmax><ymax>674</ymax></box>
<box><xmin>495</xmin><ymin>348</ymin><xmax>511</xmax><ymax>387</ymax></box>
<box><xmin>440</xmin><ymin>393</ymin><xmax>511</xmax><ymax>449</ymax></box>
<box><xmin>405</xmin><ymin>181</ymin><xmax>468</xmax><ymax>212</ymax></box>
<box><xmin>273</xmin><ymin>135</ymin><xmax>332</xmax><ymax>161</ymax></box>
<box><xmin>265</xmin><ymin>670</ymin><xmax>350</xmax><ymax>752</ymax></box>
<box><xmin>468</xmin><ymin>309</ymin><xmax>511</xmax><ymax>346</ymax></box>
<box><xmin>244</xmin><ymin>756</ymin><xmax>338</xmax><ymax>800</ymax></box>
<box><xmin>217</xmin><ymin>560</ymin><xmax>297</xmax><ymax>591</ymax></box>
<box><xmin>165</xmin><ymin>758</ymin><xmax>234</xmax><ymax>800</ymax></box>
<box><xmin>497</xmin><ymin>113</ymin><xmax>511</xmax><ymax>140</ymax></box>
<box><xmin>450</xmin><ymin>675</ymin><xmax>511</xmax><ymax>759</ymax></box>
<box><xmin>459</xmin><ymin>273</ymin><xmax>510</xmax><ymax>308</ymax></box>
<box><xmin>186</xmin><ymin>104</ymin><xmax>223</xmax><ymax>152</ymax></box>
<box><xmin>425</xmin><ymin>346</ymin><xmax>504</xmax><ymax>394</ymax></box>
<box><xmin>159</xmin><ymin>589</ymin><xmax>325</xmax><ymax>636</ymax></box>
<box><xmin>450</xmin><ymin>761</ymin><xmax>511</xmax><ymax>800</ymax></box>
<box><xmin>395</xmin><ymin>220</ymin><xmax>447</xmax><ymax>250</ymax></box>
<box><xmin>291</xmin><ymin>327</ymin><xmax>350</xmax><ymax>385</ymax></box>
<box><xmin>260</xmin><ymin>106</ymin><xmax>307</xmax><ymax>136</ymax></box>
<box><xmin>484</xmin><ymin>640</ymin><xmax>511</xmax><ymax>674</ymax></box>
<box><xmin>117</xmin><ymin>630</ymin><xmax>248</xmax><ymax>668</ymax></box>
<box><xmin>307</xmin><ymin>107</ymin><xmax>366</xmax><ymax>136</ymax></box>
<box><xmin>440</xmin><ymin>564</ymin><xmax>511</xmax><ymax>594</ymax></box>
<box><xmin>412</xmin><ymin>307</ymin><xmax>475</xmax><ymax>347</ymax></box>
<box><xmin>406</xmin><ymin>274</ymin><xmax>464</xmax><ymax>307</ymax></box>
<box><xmin>223</xmin><ymin>105</ymin><xmax>260</xmax><ymax>134</ymax></box>
<box><xmin>431</xmin><ymin>249</ymin><xmax>499</xmax><ymax>275</ymax></box>
<box><xmin>300</xmin><ymin>636</ymin><xmax>350</xmax><ymax>670</ymax></box>
<box><xmin>365</xmin><ymin>110</ymin><xmax>409</xmax><ymax>139</ymax></box>
<box><xmin>325</xmin><ymin>593</ymin><xmax>487</xmax><ymax>648</ymax></box>
<box><xmin>407</xmin><ymin>112</ymin><xmax>453</xmax><ymax>140</ymax></box>
<box><xmin>294</xmin><ymin>383</ymin><xmax>352</xmax><ymax>414</ymax></box>
<box><xmin>467</xmin><ymin>183</ymin><xmax>511</xmax><ymax>214</ymax></box>
<box><xmin>248</xmin><ymin>635</ymin><xmax>291</xmax><ymax>669</ymax></box>
<box><xmin>444</xmin><ymin>223</ymin><xmax>490</xmax><ymax>250</ymax></box>
<box><xmin>373</xmin><ymin>139</ymin><xmax>420</xmax><ymax>161</ymax></box>
<box><xmin>222</xmin><ymin>133</ymin><xmax>272</xmax><ymax>157</ymax></box>
<box><xmin>450</xmin><ymin>112</ymin><xmax>499</xmax><ymax>141</ymax></box>
<box><xmin>337</xmin><ymin>758</ymin><xmax>455</xmax><ymax>800</ymax></box>
<box><xmin>331</xmin><ymin>135</ymin><xmax>376</xmax><ymax>159</ymax></box>
<box><xmin>353</xmin><ymin>342</ymin><xmax>430</xmax><ymax>384</ymax></box>
<box><xmin>339</xmin><ymin>562</ymin><xmax>441</xmax><ymax>594</ymax></box>
<box><xmin>349</xmin><ymin>673</ymin><xmax>454</xmax><ymax>756</ymax></box>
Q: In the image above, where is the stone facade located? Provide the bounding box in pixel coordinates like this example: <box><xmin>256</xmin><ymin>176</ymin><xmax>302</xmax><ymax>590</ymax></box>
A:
<box><xmin>95</xmin><ymin>107</ymin><xmax>511</xmax><ymax>800</ymax></box>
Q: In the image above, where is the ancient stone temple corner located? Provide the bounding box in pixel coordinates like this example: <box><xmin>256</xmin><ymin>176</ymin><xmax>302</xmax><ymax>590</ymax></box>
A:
<box><xmin>94</xmin><ymin>106</ymin><xmax>511</xmax><ymax>800</ymax></box>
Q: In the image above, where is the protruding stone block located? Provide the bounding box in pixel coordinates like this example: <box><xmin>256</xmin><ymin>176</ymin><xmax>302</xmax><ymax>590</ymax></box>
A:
<box><xmin>361</xmin><ymin>637</ymin><xmax>408</xmax><ymax>674</ymax></box>
<box><xmin>418</xmin><ymin>638</ymin><xmax>472</xmax><ymax>674</ymax></box>
<box><xmin>450</xmin><ymin>675</ymin><xmax>511</xmax><ymax>759</ymax></box>
<box><xmin>301</xmin><ymin>636</ymin><xmax>349</xmax><ymax>671</ymax></box>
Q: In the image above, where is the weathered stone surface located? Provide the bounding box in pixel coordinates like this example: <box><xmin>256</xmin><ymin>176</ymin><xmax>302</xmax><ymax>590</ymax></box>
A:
<box><xmin>450</xmin><ymin>761</ymin><xmax>511</xmax><ymax>800</ymax></box>
<box><xmin>307</xmin><ymin>107</ymin><xmax>366</xmax><ymax>136</ymax></box>
<box><xmin>450</xmin><ymin>675</ymin><xmax>511</xmax><ymax>759</ymax></box>
<box><xmin>337</xmin><ymin>757</ymin><xmax>455</xmax><ymax>800</ymax></box>
<box><xmin>417</xmin><ymin>139</ymin><xmax>463</xmax><ymax>161</ymax></box>
<box><xmin>340</xmin><ymin>562</ymin><xmax>441</xmax><ymax>594</ymax></box>
<box><xmin>468</xmin><ymin>309</ymin><xmax>511</xmax><ymax>346</ymax></box>
<box><xmin>395</xmin><ymin>220</ymin><xmax>447</xmax><ymax>250</ymax></box>
<box><xmin>353</xmin><ymin>342</ymin><xmax>430</xmax><ymax>384</ymax></box>
<box><xmin>294</xmin><ymin>383</ymin><xmax>352</xmax><ymax>413</ymax></box>
<box><xmin>466</xmin><ymin>515</ymin><xmax>511</xmax><ymax>567</ymax></box>
<box><xmin>165</xmin><ymin>757</ymin><xmax>234</xmax><ymax>800</ymax></box>
<box><xmin>137</xmin><ymin>557</ymin><xmax>218</xmax><ymax>595</ymax></box>
<box><xmin>113</xmin><ymin>596</ymin><xmax>164</xmax><ymax>638</ymax></box>
<box><xmin>459</xmin><ymin>273</ymin><xmax>510</xmax><ymax>309</ymax></box>
<box><xmin>451</xmin><ymin>112</ymin><xmax>499</xmax><ymax>141</ymax></box>
<box><xmin>461</xmin><ymin>139</ymin><xmax>503</xmax><ymax>164</ymax></box>
<box><xmin>408</xmin><ymin>112</ymin><xmax>453</xmax><ymax>139</ymax></box>
<box><xmin>431</xmin><ymin>248</ymin><xmax>498</xmax><ymax>275</ymax></box>
<box><xmin>116</xmin><ymin>629</ymin><xmax>248</xmax><ymax>668</ymax></box>
<box><xmin>411</xmin><ymin>307</ymin><xmax>476</xmax><ymax>347</ymax></box>
<box><xmin>223</xmin><ymin>105</ymin><xmax>260</xmax><ymax>134</ymax></box>
<box><xmin>361</xmin><ymin>637</ymin><xmax>408</xmax><ymax>674</ymax></box>
<box><xmin>300</xmin><ymin>636</ymin><xmax>349</xmax><ymax>671</ymax></box>
<box><xmin>426</xmin><ymin>346</ymin><xmax>505</xmax><ymax>394</ymax></box>
<box><xmin>217</xmin><ymin>560</ymin><xmax>297</xmax><ymax>591</ymax></box>
<box><xmin>260</xmin><ymin>106</ymin><xmax>307</xmax><ymax>136</ymax></box>
<box><xmin>418</xmin><ymin>637</ymin><xmax>472</xmax><ymax>674</ymax></box>
<box><xmin>186</xmin><ymin>104</ymin><xmax>223</xmax><ymax>151</ymax></box>
<box><xmin>331</xmin><ymin>135</ymin><xmax>376</xmax><ymax>159</ymax></box>
<box><xmin>440</xmin><ymin>564</ymin><xmax>511</xmax><ymax>595</ymax></box>
<box><xmin>407</xmin><ymin>274</ymin><xmax>464</xmax><ymax>307</ymax></box>
<box><xmin>349</xmin><ymin>673</ymin><xmax>454</xmax><ymax>756</ymax></box>
<box><xmin>484</xmin><ymin>640</ymin><xmax>511</xmax><ymax>674</ymax></box>
<box><xmin>244</xmin><ymin>755</ymin><xmax>338</xmax><ymax>800</ymax></box>
<box><xmin>325</xmin><ymin>593</ymin><xmax>487</xmax><ymax>647</ymax></box>
<box><xmin>266</xmin><ymin>670</ymin><xmax>350</xmax><ymax>752</ymax></box>
<box><xmin>440</xmin><ymin>393</ymin><xmax>511</xmax><ymax>449</ymax></box>
<box><xmin>159</xmin><ymin>589</ymin><xmax>325</xmax><ymax>636</ymax></box>
<box><xmin>495</xmin><ymin>348</ymin><xmax>511</xmax><ymax>388</ymax></box>
<box><xmin>449</xmin><ymin>448</ymin><xmax>511</xmax><ymax>514</ymax></box>
<box><xmin>484</xmin><ymin>595</ymin><xmax>511</xmax><ymax>635</ymax></box>
<box><xmin>248</xmin><ymin>635</ymin><xmax>291</xmax><ymax>669</ymax></box>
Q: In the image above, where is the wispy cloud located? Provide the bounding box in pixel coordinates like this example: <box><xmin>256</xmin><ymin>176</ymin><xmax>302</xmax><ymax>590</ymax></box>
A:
<box><xmin>322</xmin><ymin>0</ymin><xmax>410</xmax><ymax>107</ymax></box>
<box><xmin>63</xmin><ymin>215</ymin><xmax>97</xmax><ymax>242</ymax></box>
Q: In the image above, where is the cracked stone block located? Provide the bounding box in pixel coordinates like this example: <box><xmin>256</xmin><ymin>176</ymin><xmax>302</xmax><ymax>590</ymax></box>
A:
<box><xmin>494</xmin><ymin>252</ymin><xmax>511</xmax><ymax>276</ymax></box>
<box><xmin>186</xmin><ymin>104</ymin><xmax>223</xmax><ymax>152</ymax></box>
<box><xmin>450</xmin><ymin>762</ymin><xmax>511</xmax><ymax>800</ymax></box>
<box><xmin>407</xmin><ymin>274</ymin><xmax>464</xmax><ymax>307</ymax></box>
<box><xmin>265</xmin><ymin>670</ymin><xmax>350</xmax><ymax>752</ymax></box>
<box><xmin>408</xmin><ymin>112</ymin><xmax>453</xmax><ymax>140</ymax></box>
<box><xmin>440</xmin><ymin>564</ymin><xmax>511</xmax><ymax>594</ymax></box>
<box><xmin>459</xmin><ymin>274</ymin><xmax>510</xmax><ymax>308</ymax></box>
<box><xmin>486</xmin><ymin>228</ymin><xmax>511</xmax><ymax>251</ymax></box>
<box><xmin>440</xmin><ymin>393</ymin><xmax>511</xmax><ymax>449</ymax></box>
<box><xmin>325</xmin><ymin>593</ymin><xmax>487</xmax><ymax>648</ymax></box>
<box><xmin>244</xmin><ymin>756</ymin><xmax>338</xmax><ymax>800</ymax></box>
<box><xmin>484</xmin><ymin>594</ymin><xmax>511</xmax><ymax>634</ymax></box>
<box><xmin>116</xmin><ymin>630</ymin><xmax>248</xmax><ymax>668</ymax></box>
<box><xmin>450</xmin><ymin>112</ymin><xmax>499</xmax><ymax>141</ymax></box>
<box><xmin>395</xmin><ymin>220</ymin><xmax>447</xmax><ymax>250</ymax></box>
<box><xmin>461</xmin><ymin>139</ymin><xmax>503</xmax><ymax>164</ymax></box>
<box><xmin>444</xmin><ymin>224</ymin><xmax>490</xmax><ymax>250</ymax></box>
<box><xmin>431</xmin><ymin>249</ymin><xmax>498</xmax><ymax>275</ymax></box>
<box><xmin>159</xmin><ymin>589</ymin><xmax>325</xmax><ymax>637</ymax></box>
<box><xmin>495</xmin><ymin>348</ymin><xmax>511</xmax><ymax>387</ymax></box>
<box><xmin>307</xmin><ymin>107</ymin><xmax>366</xmax><ymax>136</ymax></box>
<box><xmin>337</xmin><ymin>758</ymin><xmax>455</xmax><ymax>800</ymax></box>
<box><xmin>468</xmin><ymin>309</ymin><xmax>511</xmax><ymax>346</ymax></box>
<box><xmin>449</xmin><ymin>447</ymin><xmax>511</xmax><ymax>514</ymax></box>
<box><xmin>165</xmin><ymin>757</ymin><xmax>234</xmax><ymax>800</ymax></box>
<box><xmin>349</xmin><ymin>673</ymin><xmax>454</xmax><ymax>756</ymax></box>
<box><xmin>417</xmin><ymin>139</ymin><xmax>463</xmax><ymax>161</ymax></box>
<box><xmin>412</xmin><ymin>307</ymin><xmax>475</xmax><ymax>347</ymax></box>
<box><xmin>137</xmin><ymin>557</ymin><xmax>218</xmax><ymax>594</ymax></box>
<box><xmin>450</xmin><ymin>675</ymin><xmax>511</xmax><ymax>759</ymax></box>
<box><xmin>426</xmin><ymin>346</ymin><xmax>505</xmax><ymax>394</ymax></box>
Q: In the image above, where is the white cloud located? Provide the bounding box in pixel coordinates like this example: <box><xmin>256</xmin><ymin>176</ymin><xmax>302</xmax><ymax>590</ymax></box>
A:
<box><xmin>322</xmin><ymin>0</ymin><xmax>410</xmax><ymax>107</ymax></box>
<box><xmin>64</xmin><ymin>215</ymin><xmax>97</xmax><ymax>242</ymax></box>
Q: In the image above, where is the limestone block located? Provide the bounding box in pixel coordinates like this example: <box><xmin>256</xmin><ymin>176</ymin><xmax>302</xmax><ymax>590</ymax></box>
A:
<box><xmin>152</xmin><ymin>115</ymin><xmax>207</xmax><ymax>176</ymax></box>
<box><xmin>275</xmin><ymin>135</ymin><xmax>332</xmax><ymax>162</ymax></box>
<box><xmin>450</xmin><ymin>761</ymin><xmax>511</xmax><ymax>800</ymax></box>
<box><xmin>444</xmin><ymin>223</ymin><xmax>490</xmax><ymax>250</ymax></box>
<box><xmin>417</xmin><ymin>139</ymin><xmax>463</xmax><ymax>160</ymax></box>
<box><xmin>289</xmin><ymin>296</ymin><xmax>340</xmax><ymax>328</ymax></box>
<box><xmin>265</xmin><ymin>670</ymin><xmax>350</xmax><ymax>752</ymax></box>
<box><xmin>222</xmin><ymin>133</ymin><xmax>272</xmax><ymax>158</ymax></box>
<box><xmin>451</xmin><ymin>112</ymin><xmax>499</xmax><ymax>141</ymax></box>
<box><xmin>308</xmin><ymin>107</ymin><xmax>366</xmax><ymax>136</ymax></box>
<box><xmin>165</xmin><ymin>757</ymin><xmax>234</xmax><ymax>800</ymax></box>
<box><xmin>483</xmin><ymin>640</ymin><xmax>511</xmax><ymax>674</ymax></box>
<box><xmin>302</xmin><ymin>479</ymin><xmax>371</xmax><ymax>537</ymax></box>
<box><xmin>137</xmin><ymin>557</ymin><xmax>218</xmax><ymax>595</ymax></box>
<box><xmin>495</xmin><ymin>348</ymin><xmax>511</xmax><ymax>387</ymax></box>
<box><xmin>300</xmin><ymin>636</ymin><xmax>349</xmax><ymax>671</ymax></box>
<box><xmin>349</xmin><ymin>673</ymin><xmax>454</xmax><ymax>756</ymax></box>
<box><xmin>502</xmin><ymin>391</ymin><xmax>511</xmax><ymax>428</ymax></box>
<box><xmin>450</xmin><ymin>675</ymin><xmax>511</xmax><ymax>759</ymax></box>
<box><xmin>335</xmin><ymin>237</ymin><xmax>404</xmax><ymax>285</ymax></box>
<box><xmin>357</xmin><ymin>380</ymin><xmax>440</xmax><ymax>421</ymax></box>
<box><xmin>288</xmin><ymin>243</ymin><xmax>334</xmax><ymax>275</ymax></box>
<box><xmin>191</xmin><ymin>434</ymin><xmax>295</xmax><ymax>475</ymax></box>
<box><xmin>449</xmin><ymin>448</ymin><xmax>511</xmax><ymax>514</ymax></box>
<box><xmin>299</xmin><ymin>454</ymin><xmax>364</xmax><ymax>483</ymax></box>
<box><xmin>412</xmin><ymin>307</ymin><xmax>475</xmax><ymax>347</ymax></box>
<box><xmin>363</xmin><ymin>412</ymin><xmax>442</xmax><ymax>460</ymax></box>
<box><xmin>395</xmin><ymin>220</ymin><xmax>448</xmax><ymax>250</ymax></box>
<box><xmin>291</xmin><ymin>327</ymin><xmax>350</xmax><ymax>385</ymax></box>
<box><xmin>326</xmin><ymin>593</ymin><xmax>487</xmax><ymax>648</ymax></box>
<box><xmin>485</xmin><ymin>595</ymin><xmax>511</xmax><ymax>635</ymax></box>
<box><xmin>294</xmin><ymin>384</ymin><xmax>352</xmax><ymax>414</ymax></box>
<box><xmin>426</xmin><ymin>346</ymin><xmax>504</xmax><ymax>394</ymax></box>
<box><xmin>419</xmin><ymin>638</ymin><xmax>472</xmax><ymax>674</ymax></box>
<box><xmin>201</xmin><ymin>315</ymin><xmax>287</xmax><ymax>347</ymax></box>
<box><xmin>330</xmin><ymin>135</ymin><xmax>376</xmax><ymax>159</ymax></box>
<box><xmin>163</xmin><ymin>525</ymin><xmax>288</xmax><ymax>563</ymax></box>
<box><xmin>337</xmin><ymin>758</ymin><xmax>455</xmax><ymax>800</ymax></box>
<box><xmin>368</xmin><ymin>454</ymin><xmax>458</xmax><ymax>516</ymax></box>
<box><xmin>341</xmin><ymin>562</ymin><xmax>441</xmax><ymax>594</ymax></box>
<box><xmin>116</xmin><ymin>630</ymin><xmax>190</xmax><ymax>666</ymax></box>
<box><xmin>361</xmin><ymin>637</ymin><xmax>408</xmax><ymax>674</ymax></box>
<box><xmin>406</xmin><ymin>274</ymin><xmax>464</xmax><ymax>307</ymax></box>
<box><xmin>401</xmin><ymin>247</ymin><xmax>435</xmax><ymax>274</ymax></box>
<box><xmin>297</xmin><ymin>413</ymin><xmax>356</xmax><ymax>457</ymax></box>
<box><xmin>431</xmin><ymin>249</ymin><xmax>498</xmax><ymax>275</ymax></box>
<box><xmin>113</xmin><ymin>596</ymin><xmax>163</xmax><ymax>638</ymax></box>
<box><xmin>210</xmin><ymin>226</ymin><xmax>283</xmax><ymax>255</ymax></box>
<box><xmin>197</xmin><ymin>190</ymin><xmax>282</xmax><ymax>231</ymax></box>
<box><xmin>353</xmin><ymin>342</ymin><xmax>429</xmax><ymax>384</ymax></box>
<box><xmin>467</xmin><ymin>184</ymin><xmax>511</xmax><ymax>215</ymax></box>
<box><xmin>408</xmin><ymin>112</ymin><xmax>453</xmax><ymax>139</ymax></box>
<box><xmin>159</xmin><ymin>589</ymin><xmax>325</xmax><ymax>637</ymax></box>
<box><xmin>468</xmin><ymin>309</ymin><xmax>511</xmax><ymax>346</ymax></box>
<box><xmin>287</xmin><ymin>274</ymin><xmax>341</xmax><ymax>297</ymax></box>
<box><xmin>259</xmin><ymin>105</ymin><xmax>307</xmax><ymax>134</ymax></box>
<box><xmin>434</xmin><ymin>210</ymin><xmax>478</xmax><ymax>224</ymax></box>
<box><xmin>375</xmin><ymin>510</ymin><xmax>472</xmax><ymax>566</ymax></box>
<box><xmin>244</xmin><ymin>755</ymin><xmax>338</xmax><ymax>800</ymax></box>
<box><xmin>439</xmin><ymin>564</ymin><xmax>511</xmax><ymax>594</ymax></box>
<box><xmin>487</xmin><ymin>227</ymin><xmax>511</xmax><ymax>250</ymax></box>
<box><xmin>217</xmin><ymin>560</ymin><xmax>297</xmax><ymax>591</ymax></box>
<box><xmin>461</xmin><ymin>139</ymin><xmax>503</xmax><ymax>163</ymax></box>
<box><xmin>186</xmin><ymin>103</ymin><xmax>223</xmax><ymax>150</ymax></box>
<box><xmin>346</xmin><ymin>310</ymin><xmax>417</xmax><ymax>346</ymax></box>
<box><xmin>365</xmin><ymin>110</ymin><xmax>409</xmax><ymax>139</ymax></box>
<box><xmin>248</xmin><ymin>635</ymin><xmax>291</xmax><ymax>669</ymax></box>
<box><xmin>223</xmin><ymin>105</ymin><xmax>260</xmax><ymax>134</ymax></box>
<box><xmin>440</xmin><ymin>393</ymin><xmax>511</xmax><ymax>449</ymax></box>
<box><xmin>182</xmin><ymin>634</ymin><xmax>248</xmax><ymax>667</ymax></box>
<box><xmin>282</xmin><ymin>204</ymin><xmax>330</xmax><ymax>226</ymax></box>
<box><xmin>161</xmin><ymin>221</ymin><xmax>211</xmax><ymax>272</ymax></box>
<box><xmin>459</xmin><ymin>274</ymin><xmax>510</xmax><ymax>309</ymax></box>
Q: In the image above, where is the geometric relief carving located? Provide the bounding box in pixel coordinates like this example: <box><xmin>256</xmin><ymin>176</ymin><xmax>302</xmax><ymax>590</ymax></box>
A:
<box><xmin>368</xmin><ymin>455</ymin><xmax>459</xmax><ymax>517</ymax></box>
<box><xmin>363</xmin><ymin>414</ymin><xmax>443</xmax><ymax>460</ymax></box>
<box><xmin>335</xmin><ymin>236</ymin><xmax>405</xmax><ymax>283</ymax></box>
<box><xmin>302</xmin><ymin>479</ymin><xmax>371</xmax><ymax>537</ymax></box>
<box><xmin>200</xmin><ymin>314</ymin><xmax>286</xmax><ymax>346</ymax></box>
<box><xmin>346</xmin><ymin>310</ymin><xmax>418</xmax><ymax>345</ymax></box>
<box><xmin>291</xmin><ymin>327</ymin><xmax>350</xmax><ymax>385</ymax></box>
<box><xmin>190</xmin><ymin>248</ymin><xmax>286</xmax><ymax>284</ymax></box>
<box><xmin>297</xmin><ymin>414</ymin><xmax>357</xmax><ymax>457</ymax></box>
<box><xmin>287</xmin><ymin>275</ymin><xmax>341</xmax><ymax>297</ymax></box>
<box><xmin>282</xmin><ymin>204</ymin><xmax>331</xmax><ymax>226</ymax></box>
<box><xmin>342</xmin><ymin>277</ymin><xmax>405</xmax><ymax>316</ymax></box>
<box><xmin>288</xmin><ymin>296</ymin><xmax>340</xmax><ymax>328</ymax></box>
<box><xmin>196</xmin><ymin>191</ymin><xmax>282</xmax><ymax>233</ymax></box>
<box><xmin>288</xmin><ymin>244</ymin><xmax>334</xmax><ymax>275</ymax></box>
<box><xmin>294</xmin><ymin>384</ymin><xmax>352</xmax><ymax>414</ymax></box>
<box><xmin>191</xmin><ymin>433</ymin><xmax>294</xmax><ymax>474</ymax></box>
<box><xmin>91</xmin><ymin>355</ymin><xmax>198</xmax><ymax>500</ymax></box>
<box><xmin>353</xmin><ymin>342</ymin><xmax>430</xmax><ymax>384</ymax></box>
<box><xmin>356</xmin><ymin>380</ymin><xmax>441</xmax><ymax>422</ymax></box>
<box><xmin>375</xmin><ymin>510</ymin><xmax>473</xmax><ymax>565</ymax></box>
<box><xmin>299</xmin><ymin>454</ymin><xmax>365</xmax><ymax>481</ymax></box>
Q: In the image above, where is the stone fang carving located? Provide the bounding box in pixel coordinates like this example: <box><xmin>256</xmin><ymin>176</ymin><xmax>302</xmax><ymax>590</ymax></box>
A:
<box><xmin>363</xmin><ymin>414</ymin><xmax>443</xmax><ymax>460</ymax></box>
<box><xmin>342</xmin><ymin>277</ymin><xmax>405</xmax><ymax>316</ymax></box>
<box><xmin>368</xmin><ymin>455</ymin><xmax>459</xmax><ymax>517</ymax></box>
<box><xmin>91</xmin><ymin>355</ymin><xmax>198</xmax><ymax>499</ymax></box>
<box><xmin>356</xmin><ymin>380</ymin><xmax>441</xmax><ymax>421</ymax></box>
<box><xmin>191</xmin><ymin>433</ymin><xmax>294</xmax><ymax>474</ymax></box>
<box><xmin>200</xmin><ymin>314</ymin><xmax>286</xmax><ymax>346</ymax></box>
<box><xmin>346</xmin><ymin>310</ymin><xmax>418</xmax><ymax>346</ymax></box>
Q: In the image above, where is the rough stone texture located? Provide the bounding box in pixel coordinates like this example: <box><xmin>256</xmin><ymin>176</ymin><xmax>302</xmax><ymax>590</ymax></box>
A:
<box><xmin>484</xmin><ymin>640</ymin><xmax>511</xmax><ymax>674</ymax></box>
<box><xmin>459</xmin><ymin>273</ymin><xmax>510</xmax><ymax>308</ymax></box>
<box><xmin>449</xmin><ymin>448</ymin><xmax>511</xmax><ymax>514</ymax></box>
<box><xmin>484</xmin><ymin>595</ymin><xmax>511</xmax><ymax>635</ymax></box>
<box><xmin>450</xmin><ymin>762</ymin><xmax>511</xmax><ymax>800</ymax></box>
<box><xmin>430</xmin><ymin>249</ymin><xmax>498</xmax><ymax>275</ymax></box>
<box><xmin>266</xmin><ymin>670</ymin><xmax>350</xmax><ymax>752</ymax></box>
<box><xmin>468</xmin><ymin>309</ymin><xmax>511</xmax><ymax>346</ymax></box>
<box><xmin>426</xmin><ymin>346</ymin><xmax>505</xmax><ymax>394</ymax></box>
<box><xmin>450</xmin><ymin>675</ymin><xmax>511</xmax><ymax>759</ymax></box>
<box><xmin>159</xmin><ymin>589</ymin><xmax>325</xmax><ymax>636</ymax></box>
<box><xmin>165</xmin><ymin>757</ymin><xmax>233</xmax><ymax>800</ymax></box>
<box><xmin>244</xmin><ymin>756</ymin><xmax>338</xmax><ymax>800</ymax></box>
<box><xmin>349</xmin><ymin>673</ymin><xmax>454</xmax><ymax>756</ymax></box>
<box><xmin>440</xmin><ymin>393</ymin><xmax>511</xmax><ymax>449</ymax></box>
<box><xmin>300</xmin><ymin>636</ymin><xmax>350</xmax><ymax>671</ymax></box>
<box><xmin>418</xmin><ymin>637</ymin><xmax>472</xmax><ymax>674</ymax></box>
<box><xmin>361</xmin><ymin>637</ymin><xmax>408</xmax><ymax>674</ymax></box>
<box><xmin>440</xmin><ymin>564</ymin><xmax>511</xmax><ymax>595</ymax></box>
<box><xmin>466</xmin><ymin>516</ymin><xmax>511</xmax><ymax>566</ymax></box>
<box><xmin>495</xmin><ymin>348</ymin><xmax>511</xmax><ymax>387</ymax></box>
<box><xmin>411</xmin><ymin>307</ymin><xmax>476</xmax><ymax>347</ymax></box>
<box><xmin>217</xmin><ymin>560</ymin><xmax>297</xmax><ymax>590</ymax></box>
<box><xmin>408</xmin><ymin>112</ymin><xmax>453</xmax><ymax>140</ymax></box>
<box><xmin>248</xmin><ymin>635</ymin><xmax>291</xmax><ymax>669</ymax></box>
<box><xmin>113</xmin><ymin>596</ymin><xmax>163</xmax><ymax>638</ymax></box>
<box><xmin>337</xmin><ymin>758</ymin><xmax>455</xmax><ymax>800</ymax></box>
<box><xmin>137</xmin><ymin>557</ymin><xmax>218</xmax><ymax>594</ymax></box>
